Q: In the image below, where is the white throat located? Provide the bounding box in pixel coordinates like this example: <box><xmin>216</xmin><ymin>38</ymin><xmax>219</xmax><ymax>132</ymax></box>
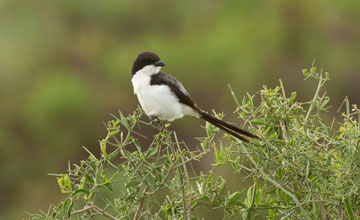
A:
<box><xmin>136</xmin><ymin>65</ymin><xmax>161</xmax><ymax>77</ymax></box>
<box><xmin>132</xmin><ymin>65</ymin><xmax>161</xmax><ymax>95</ymax></box>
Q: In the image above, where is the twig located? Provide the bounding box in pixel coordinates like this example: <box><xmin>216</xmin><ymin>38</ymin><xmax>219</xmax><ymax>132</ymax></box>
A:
<box><xmin>71</xmin><ymin>205</ymin><xmax>92</xmax><ymax>215</ymax></box>
<box><xmin>305</xmin><ymin>70</ymin><xmax>323</xmax><ymax>123</ymax></box>
<box><xmin>279</xmin><ymin>79</ymin><xmax>287</xmax><ymax>103</ymax></box>
<box><xmin>246</xmin><ymin>183</ymin><xmax>257</xmax><ymax>220</ymax></box>
<box><xmin>279</xmin><ymin>120</ymin><xmax>289</xmax><ymax>144</ymax></box>
<box><xmin>174</xmin><ymin>132</ymin><xmax>191</xmax><ymax>220</ymax></box>
<box><xmin>133</xmin><ymin>186</ymin><xmax>149</xmax><ymax>220</ymax></box>
<box><xmin>72</xmin><ymin>203</ymin><xmax>120</xmax><ymax>220</ymax></box>
<box><xmin>228</xmin><ymin>84</ymin><xmax>241</xmax><ymax>107</ymax></box>
<box><xmin>92</xmin><ymin>203</ymin><xmax>120</xmax><ymax>220</ymax></box>
<box><xmin>172</xmin><ymin>132</ymin><xmax>188</xmax><ymax>220</ymax></box>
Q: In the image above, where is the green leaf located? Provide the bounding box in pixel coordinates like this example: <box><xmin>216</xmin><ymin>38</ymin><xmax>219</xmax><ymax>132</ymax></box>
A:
<box><xmin>146</xmin><ymin>145</ymin><xmax>158</xmax><ymax>158</ymax></box>
<box><xmin>344</xmin><ymin>198</ymin><xmax>354</xmax><ymax>220</ymax></box>
<box><xmin>268</xmin><ymin>208</ymin><xmax>275</xmax><ymax>220</ymax></box>
<box><xmin>268</xmin><ymin>133</ymin><xmax>277</xmax><ymax>141</ymax></box>
<box><xmin>133</xmin><ymin>138</ymin><xmax>142</xmax><ymax>153</ymax></box>
<box><xmin>104</xmin><ymin>182</ymin><xmax>113</xmax><ymax>192</ymax></box>
<box><xmin>201</xmin><ymin>138</ymin><xmax>208</xmax><ymax>151</ymax></box>
<box><xmin>195</xmin><ymin>196</ymin><xmax>211</xmax><ymax>205</ymax></box>
<box><xmin>289</xmin><ymin>92</ymin><xmax>297</xmax><ymax>102</ymax></box>
<box><xmin>252</xmin><ymin>119</ymin><xmax>266</xmax><ymax>125</ymax></box>
<box><xmin>247</xmin><ymin>186</ymin><xmax>253</xmax><ymax>205</ymax></box>
<box><xmin>218</xmin><ymin>178</ymin><xmax>227</xmax><ymax>195</ymax></box>
<box><xmin>206</xmin><ymin>122</ymin><xmax>214</xmax><ymax>136</ymax></box>
<box><xmin>247</xmin><ymin>93</ymin><xmax>254</xmax><ymax>111</ymax></box>
<box><xmin>320</xmin><ymin>97</ymin><xmax>329</xmax><ymax>109</ymax></box>
<box><xmin>312</xmin><ymin>200</ymin><xmax>320</xmax><ymax>220</ymax></box>
<box><xmin>83</xmin><ymin>160</ymin><xmax>96</xmax><ymax>172</ymax></box>
<box><xmin>67</xmin><ymin>200</ymin><xmax>74</xmax><ymax>218</ymax></box>
<box><xmin>119</xmin><ymin>111</ymin><xmax>129</xmax><ymax>130</ymax></box>
<box><xmin>72</xmin><ymin>189</ymin><xmax>89</xmax><ymax>198</ymax></box>
<box><xmin>226</xmin><ymin>191</ymin><xmax>242</xmax><ymax>207</ymax></box>
<box><xmin>85</xmin><ymin>174</ymin><xmax>94</xmax><ymax>184</ymax></box>
<box><xmin>126</xmin><ymin>180</ymin><xmax>140</xmax><ymax>189</ymax></box>
<box><xmin>82</xmin><ymin>146</ymin><xmax>97</xmax><ymax>162</ymax></box>
<box><xmin>57</xmin><ymin>174</ymin><xmax>72</xmax><ymax>194</ymax></box>
<box><xmin>100</xmin><ymin>140</ymin><xmax>107</xmax><ymax>159</ymax></box>
<box><xmin>107</xmin><ymin>129</ymin><xmax>120</xmax><ymax>139</ymax></box>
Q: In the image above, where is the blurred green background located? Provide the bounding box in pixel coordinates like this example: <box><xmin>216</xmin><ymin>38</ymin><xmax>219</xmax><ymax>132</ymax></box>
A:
<box><xmin>1</xmin><ymin>0</ymin><xmax>359</xmax><ymax>219</ymax></box>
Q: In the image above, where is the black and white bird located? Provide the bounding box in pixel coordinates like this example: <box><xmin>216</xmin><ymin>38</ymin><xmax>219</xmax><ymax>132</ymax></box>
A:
<box><xmin>131</xmin><ymin>51</ymin><xmax>258</xmax><ymax>142</ymax></box>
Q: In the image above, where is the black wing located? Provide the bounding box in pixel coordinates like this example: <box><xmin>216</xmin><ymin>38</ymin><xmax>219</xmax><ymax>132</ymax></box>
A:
<box><xmin>150</xmin><ymin>71</ymin><xmax>198</xmax><ymax>111</ymax></box>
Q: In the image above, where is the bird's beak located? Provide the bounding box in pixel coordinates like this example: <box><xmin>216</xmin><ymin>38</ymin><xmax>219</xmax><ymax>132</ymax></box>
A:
<box><xmin>154</xmin><ymin>60</ymin><xmax>166</xmax><ymax>67</ymax></box>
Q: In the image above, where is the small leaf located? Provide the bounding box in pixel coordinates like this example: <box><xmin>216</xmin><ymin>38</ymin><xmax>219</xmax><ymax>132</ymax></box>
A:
<box><xmin>247</xmin><ymin>186</ymin><xmax>253</xmax><ymax>205</ymax></box>
<box><xmin>100</xmin><ymin>140</ymin><xmax>107</xmax><ymax>159</ymax></box>
<box><xmin>67</xmin><ymin>200</ymin><xmax>74</xmax><ymax>218</ymax></box>
<box><xmin>247</xmin><ymin>93</ymin><xmax>254</xmax><ymax>111</ymax></box>
<box><xmin>133</xmin><ymin>138</ymin><xmax>142</xmax><ymax>153</ymax></box>
<box><xmin>82</xmin><ymin>146</ymin><xmax>97</xmax><ymax>162</ymax></box>
<box><xmin>320</xmin><ymin>97</ymin><xmax>329</xmax><ymax>109</ymax></box>
<box><xmin>312</xmin><ymin>200</ymin><xmax>320</xmax><ymax>220</ymax></box>
<box><xmin>72</xmin><ymin>189</ymin><xmax>89</xmax><ymax>198</ymax></box>
<box><xmin>268</xmin><ymin>133</ymin><xmax>277</xmax><ymax>141</ymax></box>
<box><xmin>344</xmin><ymin>198</ymin><xmax>354</xmax><ymax>220</ymax></box>
<box><xmin>201</xmin><ymin>138</ymin><xmax>208</xmax><ymax>151</ymax></box>
<box><xmin>252</xmin><ymin>119</ymin><xmax>266</xmax><ymax>125</ymax></box>
<box><xmin>146</xmin><ymin>145</ymin><xmax>158</xmax><ymax>157</ymax></box>
<box><xmin>206</xmin><ymin>122</ymin><xmax>214</xmax><ymax>136</ymax></box>
<box><xmin>268</xmin><ymin>208</ymin><xmax>275</xmax><ymax>220</ymax></box>
<box><xmin>218</xmin><ymin>178</ymin><xmax>227</xmax><ymax>195</ymax></box>
<box><xmin>119</xmin><ymin>111</ymin><xmax>129</xmax><ymax>130</ymax></box>
<box><xmin>85</xmin><ymin>174</ymin><xmax>94</xmax><ymax>184</ymax></box>
<box><xmin>107</xmin><ymin>129</ymin><xmax>120</xmax><ymax>139</ymax></box>
<box><xmin>226</xmin><ymin>191</ymin><xmax>242</xmax><ymax>207</ymax></box>
<box><xmin>57</xmin><ymin>174</ymin><xmax>72</xmax><ymax>194</ymax></box>
<box><xmin>196</xmin><ymin>197</ymin><xmax>211</xmax><ymax>205</ymax></box>
<box><xmin>104</xmin><ymin>182</ymin><xmax>113</xmax><ymax>192</ymax></box>
<box><xmin>83</xmin><ymin>161</ymin><xmax>96</xmax><ymax>172</ymax></box>
<box><xmin>126</xmin><ymin>180</ymin><xmax>140</xmax><ymax>189</ymax></box>
<box><xmin>289</xmin><ymin>92</ymin><xmax>297</xmax><ymax>102</ymax></box>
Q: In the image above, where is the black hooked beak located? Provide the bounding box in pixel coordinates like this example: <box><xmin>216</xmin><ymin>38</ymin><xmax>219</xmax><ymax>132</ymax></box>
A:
<box><xmin>154</xmin><ymin>60</ymin><xmax>166</xmax><ymax>67</ymax></box>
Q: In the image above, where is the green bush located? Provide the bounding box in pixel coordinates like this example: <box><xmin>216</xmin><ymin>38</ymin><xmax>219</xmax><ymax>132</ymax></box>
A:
<box><xmin>29</xmin><ymin>67</ymin><xmax>360</xmax><ymax>219</ymax></box>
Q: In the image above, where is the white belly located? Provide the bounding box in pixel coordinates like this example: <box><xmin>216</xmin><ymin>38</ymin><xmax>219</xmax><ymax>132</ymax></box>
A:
<box><xmin>137</xmin><ymin>85</ymin><xmax>185</xmax><ymax>121</ymax></box>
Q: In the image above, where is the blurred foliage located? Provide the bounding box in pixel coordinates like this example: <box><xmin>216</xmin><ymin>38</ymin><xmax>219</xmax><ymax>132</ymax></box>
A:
<box><xmin>0</xmin><ymin>0</ymin><xmax>360</xmax><ymax>219</ymax></box>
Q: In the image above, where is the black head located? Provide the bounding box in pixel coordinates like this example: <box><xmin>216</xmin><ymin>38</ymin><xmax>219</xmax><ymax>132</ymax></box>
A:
<box><xmin>131</xmin><ymin>51</ymin><xmax>165</xmax><ymax>76</ymax></box>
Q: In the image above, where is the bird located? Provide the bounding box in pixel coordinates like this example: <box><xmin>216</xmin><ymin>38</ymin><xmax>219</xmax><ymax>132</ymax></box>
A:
<box><xmin>131</xmin><ymin>51</ymin><xmax>258</xmax><ymax>143</ymax></box>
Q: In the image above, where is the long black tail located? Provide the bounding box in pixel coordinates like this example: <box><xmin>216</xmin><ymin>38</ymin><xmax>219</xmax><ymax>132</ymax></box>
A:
<box><xmin>199</xmin><ymin>110</ymin><xmax>258</xmax><ymax>143</ymax></box>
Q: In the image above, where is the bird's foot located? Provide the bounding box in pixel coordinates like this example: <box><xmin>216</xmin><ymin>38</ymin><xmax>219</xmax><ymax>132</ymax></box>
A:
<box><xmin>149</xmin><ymin>116</ymin><xmax>169</xmax><ymax>131</ymax></box>
<box><xmin>149</xmin><ymin>115</ymin><xmax>160</xmax><ymax>125</ymax></box>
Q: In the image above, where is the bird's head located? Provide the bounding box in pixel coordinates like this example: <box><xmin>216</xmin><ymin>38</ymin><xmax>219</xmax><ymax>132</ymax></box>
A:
<box><xmin>131</xmin><ymin>51</ymin><xmax>165</xmax><ymax>76</ymax></box>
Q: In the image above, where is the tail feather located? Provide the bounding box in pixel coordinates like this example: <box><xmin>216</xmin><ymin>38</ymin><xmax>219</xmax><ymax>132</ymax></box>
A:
<box><xmin>199</xmin><ymin>110</ymin><xmax>258</xmax><ymax>142</ymax></box>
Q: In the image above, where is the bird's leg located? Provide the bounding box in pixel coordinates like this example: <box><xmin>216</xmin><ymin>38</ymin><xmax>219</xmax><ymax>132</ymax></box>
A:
<box><xmin>149</xmin><ymin>115</ymin><xmax>160</xmax><ymax>125</ymax></box>
<box><xmin>148</xmin><ymin>115</ymin><xmax>170</xmax><ymax>131</ymax></box>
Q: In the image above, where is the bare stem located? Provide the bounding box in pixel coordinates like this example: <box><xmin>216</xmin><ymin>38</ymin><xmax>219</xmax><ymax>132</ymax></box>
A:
<box><xmin>92</xmin><ymin>203</ymin><xmax>120</xmax><ymax>220</ymax></box>
<box><xmin>305</xmin><ymin>70</ymin><xmax>323</xmax><ymax>122</ymax></box>
<box><xmin>174</xmin><ymin>132</ymin><xmax>191</xmax><ymax>220</ymax></box>
<box><xmin>133</xmin><ymin>186</ymin><xmax>149</xmax><ymax>220</ymax></box>
<box><xmin>72</xmin><ymin>203</ymin><xmax>120</xmax><ymax>220</ymax></box>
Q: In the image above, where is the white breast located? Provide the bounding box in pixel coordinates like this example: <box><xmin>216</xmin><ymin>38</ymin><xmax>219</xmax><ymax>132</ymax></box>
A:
<box><xmin>131</xmin><ymin>66</ymin><xmax>192</xmax><ymax>121</ymax></box>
